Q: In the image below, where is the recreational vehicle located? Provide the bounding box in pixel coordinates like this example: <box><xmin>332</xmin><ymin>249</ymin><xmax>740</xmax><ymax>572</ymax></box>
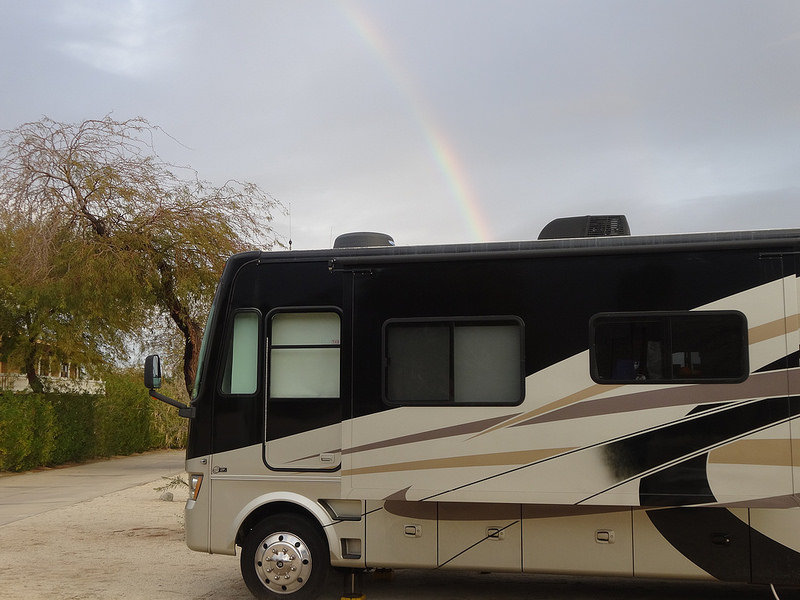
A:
<box><xmin>145</xmin><ymin>216</ymin><xmax>800</xmax><ymax>599</ymax></box>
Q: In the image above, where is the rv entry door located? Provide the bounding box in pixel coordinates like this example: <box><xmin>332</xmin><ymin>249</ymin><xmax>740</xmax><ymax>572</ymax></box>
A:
<box><xmin>265</xmin><ymin>309</ymin><xmax>343</xmax><ymax>471</ymax></box>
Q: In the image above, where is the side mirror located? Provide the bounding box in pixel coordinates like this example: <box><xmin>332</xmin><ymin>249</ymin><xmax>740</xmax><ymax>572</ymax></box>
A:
<box><xmin>144</xmin><ymin>355</ymin><xmax>162</xmax><ymax>389</ymax></box>
<box><xmin>142</xmin><ymin>354</ymin><xmax>194</xmax><ymax>418</ymax></box>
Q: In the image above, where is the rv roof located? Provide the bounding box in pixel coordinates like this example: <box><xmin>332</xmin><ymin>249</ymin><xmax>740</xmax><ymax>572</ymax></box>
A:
<box><xmin>250</xmin><ymin>227</ymin><xmax>800</xmax><ymax>268</ymax></box>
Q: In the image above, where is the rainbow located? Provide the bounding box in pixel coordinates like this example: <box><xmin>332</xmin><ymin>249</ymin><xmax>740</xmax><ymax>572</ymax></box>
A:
<box><xmin>337</xmin><ymin>1</ymin><xmax>494</xmax><ymax>242</ymax></box>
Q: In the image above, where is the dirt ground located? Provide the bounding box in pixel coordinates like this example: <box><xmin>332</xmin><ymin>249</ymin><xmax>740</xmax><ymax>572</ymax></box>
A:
<box><xmin>0</xmin><ymin>477</ymin><xmax>255</xmax><ymax>599</ymax></box>
<box><xmin>0</xmin><ymin>476</ymin><xmax>791</xmax><ymax>600</ymax></box>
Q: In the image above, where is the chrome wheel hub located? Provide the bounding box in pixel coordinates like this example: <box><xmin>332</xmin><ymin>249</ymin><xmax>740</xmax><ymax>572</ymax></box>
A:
<box><xmin>254</xmin><ymin>532</ymin><xmax>312</xmax><ymax>594</ymax></box>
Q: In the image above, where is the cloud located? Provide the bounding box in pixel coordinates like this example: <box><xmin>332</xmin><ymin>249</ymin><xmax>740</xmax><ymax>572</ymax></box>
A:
<box><xmin>1</xmin><ymin>0</ymin><xmax>799</xmax><ymax>251</ymax></box>
<box><xmin>651</xmin><ymin>188</ymin><xmax>800</xmax><ymax>234</ymax></box>
<box><xmin>53</xmin><ymin>0</ymin><xmax>187</xmax><ymax>78</ymax></box>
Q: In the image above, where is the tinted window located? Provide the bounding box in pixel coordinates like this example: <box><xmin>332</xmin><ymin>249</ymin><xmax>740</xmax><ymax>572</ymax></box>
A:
<box><xmin>384</xmin><ymin>317</ymin><xmax>524</xmax><ymax>405</ymax></box>
<box><xmin>591</xmin><ymin>311</ymin><xmax>748</xmax><ymax>383</ymax></box>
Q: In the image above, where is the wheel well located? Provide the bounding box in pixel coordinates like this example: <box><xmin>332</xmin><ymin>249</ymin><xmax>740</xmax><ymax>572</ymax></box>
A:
<box><xmin>236</xmin><ymin>501</ymin><xmax>323</xmax><ymax>547</ymax></box>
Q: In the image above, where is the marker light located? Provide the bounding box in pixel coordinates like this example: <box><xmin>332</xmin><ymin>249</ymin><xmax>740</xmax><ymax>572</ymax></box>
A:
<box><xmin>189</xmin><ymin>474</ymin><xmax>203</xmax><ymax>501</ymax></box>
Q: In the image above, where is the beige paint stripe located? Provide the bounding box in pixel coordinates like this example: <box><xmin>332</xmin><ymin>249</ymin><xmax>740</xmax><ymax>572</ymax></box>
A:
<box><xmin>343</xmin><ymin>446</ymin><xmax>574</xmax><ymax>477</ymax></box>
<box><xmin>521</xmin><ymin>369</ymin><xmax>797</xmax><ymax>427</ymax></box>
<box><xmin>344</xmin><ymin>414</ymin><xmax>515</xmax><ymax>455</ymax></box>
<box><xmin>469</xmin><ymin>384</ymin><xmax>614</xmax><ymax>439</ymax></box>
<box><xmin>708</xmin><ymin>438</ymin><xmax>793</xmax><ymax>467</ymax></box>
<box><xmin>749</xmin><ymin>317</ymin><xmax>793</xmax><ymax>345</ymax></box>
<box><xmin>788</xmin><ymin>313</ymin><xmax>800</xmax><ymax>335</ymax></box>
<box><xmin>796</xmin><ymin>438</ymin><xmax>800</xmax><ymax>468</ymax></box>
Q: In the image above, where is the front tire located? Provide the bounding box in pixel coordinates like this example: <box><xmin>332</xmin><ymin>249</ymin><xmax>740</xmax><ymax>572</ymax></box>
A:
<box><xmin>240</xmin><ymin>513</ymin><xmax>329</xmax><ymax>599</ymax></box>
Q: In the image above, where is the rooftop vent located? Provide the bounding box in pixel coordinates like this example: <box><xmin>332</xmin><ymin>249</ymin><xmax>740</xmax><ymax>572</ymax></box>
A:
<box><xmin>333</xmin><ymin>232</ymin><xmax>395</xmax><ymax>248</ymax></box>
<box><xmin>538</xmin><ymin>215</ymin><xmax>630</xmax><ymax>240</ymax></box>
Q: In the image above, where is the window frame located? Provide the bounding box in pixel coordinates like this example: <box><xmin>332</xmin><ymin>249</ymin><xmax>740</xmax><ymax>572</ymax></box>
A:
<box><xmin>589</xmin><ymin>310</ymin><xmax>749</xmax><ymax>385</ymax></box>
<box><xmin>382</xmin><ymin>315</ymin><xmax>526</xmax><ymax>407</ymax></box>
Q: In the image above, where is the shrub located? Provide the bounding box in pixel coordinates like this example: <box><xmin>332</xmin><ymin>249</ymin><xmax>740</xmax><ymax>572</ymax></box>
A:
<box><xmin>0</xmin><ymin>370</ymin><xmax>186</xmax><ymax>472</ymax></box>
<box><xmin>48</xmin><ymin>393</ymin><xmax>96</xmax><ymax>464</ymax></box>
<box><xmin>95</xmin><ymin>369</ymin><xmax>187</xmax><ymax>457</ymax></box>
<box><xmin>95</xmin><ymin>371</ymin><xmax>153</xmax><ymax>457</ymax></box>
<box><xmin>0</xmin><ymin>392</ymin><xmax>54</xmax><ymax>471</ymax></box>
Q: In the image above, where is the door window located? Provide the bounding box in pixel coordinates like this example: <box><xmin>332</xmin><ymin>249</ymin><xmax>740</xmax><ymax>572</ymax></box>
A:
<box><xmin>269</xmin><ymin>312</ymin><xmax>341</xmax><ymax>398</ymax></box>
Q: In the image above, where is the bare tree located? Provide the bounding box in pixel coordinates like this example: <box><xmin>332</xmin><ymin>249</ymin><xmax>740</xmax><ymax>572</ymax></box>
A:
<box><xmin>0</xmin><ymin>116</ymin><xmax>284</xmax><ymax>394</ymax></box>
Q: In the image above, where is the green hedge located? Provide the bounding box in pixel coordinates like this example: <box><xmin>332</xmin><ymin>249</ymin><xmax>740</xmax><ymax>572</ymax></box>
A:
<box><xmin>0</xmin><ymin>372</ymin><xmax>187</xmax><ymax>472</ymax></box>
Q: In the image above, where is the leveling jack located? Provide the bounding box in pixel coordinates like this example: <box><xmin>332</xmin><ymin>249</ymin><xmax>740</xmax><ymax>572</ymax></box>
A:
<box><xmin>341</xmin><ymin>568</ymin><xmax>365</xmax><ymax>600</ymax></box>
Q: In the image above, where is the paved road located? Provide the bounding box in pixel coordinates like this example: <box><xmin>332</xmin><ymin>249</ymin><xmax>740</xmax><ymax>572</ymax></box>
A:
<box><xmin>0</xmin><ymin>449</ymin><xmax>184</xmax><ymax>525</ymax></box>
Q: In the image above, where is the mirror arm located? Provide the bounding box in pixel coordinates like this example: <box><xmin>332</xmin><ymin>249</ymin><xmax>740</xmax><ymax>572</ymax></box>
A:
<box><xmin>149</xmin><ymin>389</ymin><xmax>196</xmax><ymax>419</ymax></box>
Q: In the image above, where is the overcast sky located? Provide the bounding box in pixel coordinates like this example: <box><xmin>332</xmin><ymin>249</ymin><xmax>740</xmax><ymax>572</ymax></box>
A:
<box><xmin>1</xmin><ymin>1</ymin><xmax>799</xmax><ymax>249</ymax></box>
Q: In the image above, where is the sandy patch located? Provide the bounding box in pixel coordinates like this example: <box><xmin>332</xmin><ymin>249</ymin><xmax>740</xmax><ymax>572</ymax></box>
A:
<box><xmin>0</xmin><ymin>478</ymin><xmax>250</xmax><ymax>599</ymax></box>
